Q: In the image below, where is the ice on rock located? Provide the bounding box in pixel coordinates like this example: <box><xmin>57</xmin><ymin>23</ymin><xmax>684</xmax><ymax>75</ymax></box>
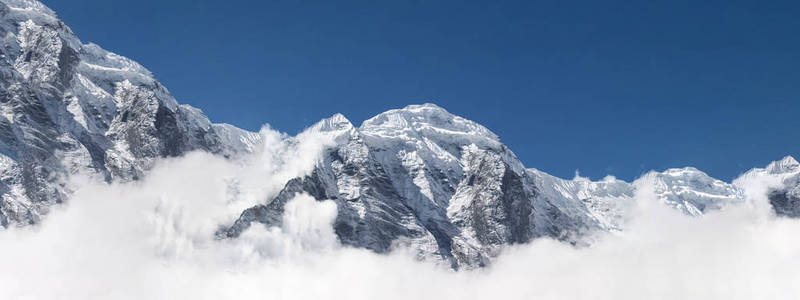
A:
<box><xmin>3</xmin><ymin>0</ymin><xmax>800</xmax><ymax>271</ymax></box>
<box><xmin>643</xmin><ymin>167</ymin><xmax>745</xmax><ymax>216</ymax></box>
<box><xmin>0</xmin><ymin>0</ymin><xmax>261</xmax><ymax>226</ymax></box>
<box><xmin>361</xmin><ymin>103</ymin><xmax>501</xmax><ymax>152</ymax></box>
<box><xmin>738</xmin><ymin>156</ymin><xmax>800</xmax><ymax>217</ymax></box>
<box><xmin>222</xmin><ymin>101</ymin><xmax>761</xmax><ymax>268</ymax></box>
<box><xmin>766</xmin><ymin>155</ymin><xmax>800</xmax><ymax>175</ymax></box>
<box><xmin>311</xmin><ymin>113</ymin><xmax>353</xmax><ymax>132</ymax></box>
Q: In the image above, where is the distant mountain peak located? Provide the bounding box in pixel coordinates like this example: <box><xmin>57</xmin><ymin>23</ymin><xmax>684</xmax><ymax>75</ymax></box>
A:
<box><xmin>309</xmin><ymin>113</ymin><xmax>354</xmax><ymax>133</ymax></box>
<box><xmin>767</xmin><ymin>155</ymin><xmax>800</xmax><ymax>174</ymax></box>
<box><xmin>402</xmin><ymin>102</ymin><xmax>446</xmax><ymax>111</ymax></box>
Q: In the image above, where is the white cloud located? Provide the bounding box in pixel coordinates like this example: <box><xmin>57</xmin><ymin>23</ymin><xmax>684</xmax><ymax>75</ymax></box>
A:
<box><xmin>1</xmin><ymin>126</ymin><xmax>799</xmax><ymax>300</ymax></box>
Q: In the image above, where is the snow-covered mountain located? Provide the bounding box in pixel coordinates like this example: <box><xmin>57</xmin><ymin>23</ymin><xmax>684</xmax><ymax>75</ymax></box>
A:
<box><xmin>741</xmin><ymin>156</ymin><xmax>800</xmax><ymax>217</ymax></box>
<box><xmin>218</xmin><ymin>104</ymin><xmax>784</xmax><ymax>269</ymax></box>
<box><xmin>0</xmin><ymin>0</ymin><xmax>259</xmax><ymax>226</ymax></box>
<box><xmin>1</xmin><ymin>0</ymin><xmax>798</xmax><ymax>269</ymax></box>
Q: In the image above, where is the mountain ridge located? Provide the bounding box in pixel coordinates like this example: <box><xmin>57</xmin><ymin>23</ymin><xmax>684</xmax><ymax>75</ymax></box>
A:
<box><xmin>220</xmin><ymin>103</ymin><xmax>799</xmax><ymax>268</ymax></box>
<box><xmin>1</xmin><ymin>0</ymin><xmax>799</xmax><ymax>270</ymax></box>
<box><xmin>0</xmin><ymin>0</ymin><xmax>260</xmax><ymax>226</ymax></box>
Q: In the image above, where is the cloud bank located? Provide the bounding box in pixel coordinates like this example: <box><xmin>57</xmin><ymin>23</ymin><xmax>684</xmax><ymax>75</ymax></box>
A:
<box><xmin>1</xmin><ymin>126</ymin><xmax>798</xmax><ymax>300</ymax></box>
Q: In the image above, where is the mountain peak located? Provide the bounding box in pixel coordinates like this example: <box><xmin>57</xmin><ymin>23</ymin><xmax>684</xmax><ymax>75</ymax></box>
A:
<box><xmin>3</xmin><ymin>0</ymin><xmax>54</xmax><ymax>15</ymax></box>
<box><xmin>766</xmin><ymin>155</ymin><xmax>800</xmax><ymax>174</ymax></box>
<box><xmin>1</xmin><ymin>0</ymin><xmax>59</xmax><ymax>29</ymax></box>
<box><xmin>660</xmin><ymin>166</ymin><xmax>704</xmax><ymax>176</ymax></box>
<box><xmin>362</xmin><ymin>103</ymin><xmax>454</xmax><ymax>126</ymax></box>
<box><xmin>359</xmin><ymin>103</ymin><xmax>499</xmax><ymax>146</ymax></box>
<box><xmin>309</xmin><ymin>113</ymin><xmax>353</xmax><ymax>133</ymax></box>
<box><xmin>400</xmin><ymin>103</ymin><xmax>447</xmax><ymax>112</ymax></box>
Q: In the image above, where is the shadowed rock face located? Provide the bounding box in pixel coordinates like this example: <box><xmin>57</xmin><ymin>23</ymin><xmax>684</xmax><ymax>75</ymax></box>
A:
<box><xmin>218</xmin><ymin>105</ymin><xmax>800</xmax><ymax>269</ymax></box>
<box><xmin>768</xmin><ymin>172</ymin><xmax>800</xmax><ymax>218</ymax></box>
<box><xmin>769</xmin><ymin>190</ymin><xmax>800</xmax><ymax>217</ymax></box>
<box><xmin>0</xmin><ymin>0</ymin><xmax>260</xmax><ymax>226</ymax></box>
<box><xmin>744</xmin><ymin>156</ymin><xmax>800</xmax><ymax>218</ymax></box>
<box><xmin>218</xmin><ymin>107</ymin><xmax>632</xmax><ymax>269</ymax></box>
<box><xmin>219</xmin><ymin>169</ymin><xmax>332</xmax><ymax>239</ymax></box>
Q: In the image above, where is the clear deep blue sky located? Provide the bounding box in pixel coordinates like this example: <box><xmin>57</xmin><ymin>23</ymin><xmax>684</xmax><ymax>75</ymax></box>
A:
<box><xmin>43</xmin><ymin>0</ymin><xmax>799</xmax><ymax>181</ymax></box>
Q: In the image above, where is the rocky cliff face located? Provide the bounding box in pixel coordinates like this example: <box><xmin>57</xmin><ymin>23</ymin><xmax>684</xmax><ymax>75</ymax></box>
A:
<box><xmin>0</xmin><ymin>0</ymin><xmax>259</xmax><ymax>226</ymax></box>
<box><xmin>2</xmin><ymin>0</ymin><xmax>799</xmax><ymax>270</ymax></box>
<box><xmin>219</xmin><ymin>105</ymin><xmax>595</xmax><ymax>268</ymax></box>
<box><xmin>745</xmin><ymin>156</ymin><xmax>800</xmax><ymax>217</ymax></box>
<box><xmin>217</xmin><ymin>104</ymin><xmax>784</xmax><ymax>269</ymax></box>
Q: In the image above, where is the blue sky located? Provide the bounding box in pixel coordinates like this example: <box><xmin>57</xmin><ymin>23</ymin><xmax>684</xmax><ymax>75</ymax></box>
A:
<box><xmin>43</xmin><ymin>0</ymin><xmax>799</xmax><ymax>181</ymax></box>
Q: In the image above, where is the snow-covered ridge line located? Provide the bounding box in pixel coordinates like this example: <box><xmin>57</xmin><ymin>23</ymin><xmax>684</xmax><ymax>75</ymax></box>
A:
<box><xmin>222</xmin><ymin>102</ymin><xmax>800</xmax><ymax>268</ymax></box>
<box><xmin>3</xmin><ymin>0</ymin><xmax>800</xmax><ymax>270</ymax></box>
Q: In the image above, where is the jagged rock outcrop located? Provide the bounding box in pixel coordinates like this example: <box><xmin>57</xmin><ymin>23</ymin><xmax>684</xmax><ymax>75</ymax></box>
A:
<box><xmin>218</xmin><ymin>104</ymin><xmax>775</xmax><ymax>269</ymax></box>
<box><xmin>743</xmin><ymin>156</ymin><xmax>800</xmax><ymax>217</ymax></box>
<box><xmin>0</xmin><ymin>0</ymin><xmax>260</xmax><ymax>226</ymax></box>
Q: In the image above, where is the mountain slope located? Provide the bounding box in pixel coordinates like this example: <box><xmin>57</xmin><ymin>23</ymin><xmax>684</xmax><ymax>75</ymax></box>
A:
<box><xmin>741</xmin><ymin>156</ymin><xmax>800</xmax><ymax>217</ymax></box>
<box><xmin>219</xmin><ymin>104</ymin><xmax>779</xmax><ymax>269</ymax></box>
<box><xmin>2</xmin><ymin>0</ymin><xmax>799</xmax><ymax>271</ymax></box>
<box><xmin>0</xmin><ymin>0</ymin><xmax>259</xmax><ymax>226</ymax></box>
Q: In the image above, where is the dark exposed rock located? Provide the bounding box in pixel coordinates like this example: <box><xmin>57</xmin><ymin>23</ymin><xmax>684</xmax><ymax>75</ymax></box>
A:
<box><xmin>769</xmin><ymin>189</ymin><xmax>800</xmax><ymax>218</ymax></box>
<box><xmin>0</xmin><ymin>1</ymin><xmax>259</xmax><ymax>226</ymax></box>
